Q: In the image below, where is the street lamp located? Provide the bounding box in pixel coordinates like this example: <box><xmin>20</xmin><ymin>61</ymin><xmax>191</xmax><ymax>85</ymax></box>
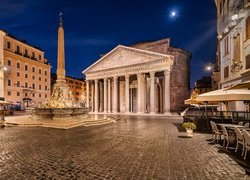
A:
<box><xmin>204</xmin><ymin>63</ymin><xmax>214</xmax><ymax>73</ymax></box>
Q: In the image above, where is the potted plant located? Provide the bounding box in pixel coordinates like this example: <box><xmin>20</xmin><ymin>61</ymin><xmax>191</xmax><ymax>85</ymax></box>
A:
<box><xmin>182</xmin><ymin>122</ymin><xmax>197</xmax><ymax>137</ymax></box>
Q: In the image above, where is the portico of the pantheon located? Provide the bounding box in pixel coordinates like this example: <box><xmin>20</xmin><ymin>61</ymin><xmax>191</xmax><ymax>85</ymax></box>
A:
<box><xmin>83</xmin><ymin>39</ymin><xmax>191</xmax><ymax>115</ymax></box>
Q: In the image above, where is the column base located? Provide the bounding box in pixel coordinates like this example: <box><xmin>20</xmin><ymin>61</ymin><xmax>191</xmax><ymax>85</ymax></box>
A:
<box><xmin>149</xmin><ymin>112</ymin><xmax>156</xmax><ymax>115</ymax></box>
<box><xmin>164</xmin><ymin>112</ymin><xmax>172</xmax><ymax>116</ymax></box>
<box><xmin>137</xmin><ymin>112</ymin><xmax>144</xmax><ymax>114</ymax></box>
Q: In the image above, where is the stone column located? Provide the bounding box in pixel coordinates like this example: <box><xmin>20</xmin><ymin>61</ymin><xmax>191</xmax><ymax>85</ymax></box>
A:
<box><xmin>164</xmin><ymin>70</ymin><xmax>171</xmax><ymax>114</ymax></box>
<box><xmin>150</xmin><ymin>72</ymin><xmax>155</xmax><ymax>114</ymax></box>
<box><xmin>99</xmin><ymin>82</ymin><xmax>103</xmax><ymax>112</ymax></box>
<box><xmin>86</xmin><ymin>80</ymin><xmax>90</xmax><ymax>108</ymax></box>
<box><xmin>104</xmin><ymin>78</ymin><xmax>107</xmax><ymax>113</ymax></box>
<box><xmin>137</xmin><ymin>73</ymin><xmax>143</xmax><ymax>114</ymax></box>
<box><xmin>113</xmin><ymin>76</ymin><xmax>118</xmax><ymax>113</ymax></box>
<box><xmin>91</xmin><ymin>81</ymin><xmax>94</xmax><ymax>112</ymax></box>
<box><xmin>94</xmin><ymin>79</ymin><xmax>99</xmax><ymax>113</ymax></box>
<box><xmin>125</xmin><ymin>75</ymin><xmax>130</xmax><ymax>113</ymax></box>
<box><xmin>108</xmin><ymin>79</ymin><xmax>111</xmax><ymax>113</ymax></box>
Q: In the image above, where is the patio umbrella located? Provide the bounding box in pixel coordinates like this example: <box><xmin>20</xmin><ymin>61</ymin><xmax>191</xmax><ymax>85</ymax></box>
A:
<box><xmin>196</xmin><ymin>88</ymin><xmax>250</xmax><ymax>102</ymax></box>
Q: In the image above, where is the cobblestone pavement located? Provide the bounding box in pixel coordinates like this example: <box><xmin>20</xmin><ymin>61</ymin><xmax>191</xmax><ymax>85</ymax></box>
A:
<box><xmin>0</xmin><ymin>116</ymin><xmax>249</xmax><ymax>179</ymax></box>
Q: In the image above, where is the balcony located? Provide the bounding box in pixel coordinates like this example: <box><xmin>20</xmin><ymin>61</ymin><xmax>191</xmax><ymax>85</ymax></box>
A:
<box><xmin>21</xmin><ymin>86</ymin><xmax>35</xmax><ymax>92</ymax></box>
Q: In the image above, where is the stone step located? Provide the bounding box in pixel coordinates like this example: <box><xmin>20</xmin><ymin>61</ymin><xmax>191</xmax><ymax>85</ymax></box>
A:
<box><xmin>84</xmin><ymin>118</ymin><xmax>116</xmax><ymax>126</ymax></box>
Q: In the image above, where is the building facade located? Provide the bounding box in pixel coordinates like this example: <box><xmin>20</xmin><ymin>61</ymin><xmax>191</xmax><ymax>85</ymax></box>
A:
<box><xmin>194</xmin><ymin>76</ymin><xmax>212</xmax><ymax>94</ymax></box>
<box><xmin>0</xmin><ymin>30</ymin><xmax>51</xmax><ymax>107</ymax></box>
<box><xmin>83</xmin><ymin>39</ymin><xmax>191</xmax><ymax>115</ymax></box>
<box><xmin>51</xmin><ymin>73</ymin><xmax>86</xmax><ymax>104</ymax></box>
<box><xmin>214</xmin><ymin>0</ymin><xmax>250</xmax><ymax>110</ymax></box>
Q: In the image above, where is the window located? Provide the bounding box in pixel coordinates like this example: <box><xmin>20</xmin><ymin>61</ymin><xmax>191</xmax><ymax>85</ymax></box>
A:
<box><xmin>39</xmin><ymin>55</ymin><xmax>41</xmax><ymax>60</ymax></box>
<box><xmin>45</xmin><ymin>94</ymin><xmax>47</xmax><ymax>98</ymax></box>
<box><xmin>39</xmin><ymin>69</ymin><xmax>41</xmax><ymax>74</ymax></box>
<box><xmin>45</xmin><ymin>78</ymin><xmax>47</xmax><ymax>82</ymax></box>
<box><xmin>7</xmin><ymin>60</ymin><xmax>11</xmax><ymax>66</ymax></box>
<box><xmin>25</xmin><ymin>74</ymin><xmax>28</xmax><ymax>78</ymax></box>
<box><xmin>246</xmin><ymin>54</ymin><xmax>250</xmax><ymax>69</ymax></box>
<box><xmin>224</xmin><ymin>36</ymin><xmax>229</xmax><ymax>56</ymax></box>
<box><xmin>224</xmin><ymin>66</ymin><xmax>229</xmax><ymax>78</ymax></box>
<box><xmin>32</xmin><ymin>84</ymin><xmax>35</xmax><ymax>89</ymax></box>
<box><xmin>39</xmin><ymin>94</ymin><xmax>41</xmax><ymax>98</ymax></box>
<box><xmin>25</xmin><ymin>93</ymin><xmax>28</xmax><ymax>97</ymax></box>
<box><xmin>7</xmin><ymin>42</ymin><xmax>11</xmax><ymax>49</ymax></box>
<box><xmin>25</xmin><ymin>49</ymin><xmax>28</xmax><ymax>56</ymax></box>
<box><xmin>25</xmin><ymin>83</ymin><xmax>28</xmax><ymax>88</ymax></box>
<box><xmin>8</xmin><ymin>91</ymin><xmax>11</xmax><ymax>96</ymax></box>
<box><xmin>17</xmin><ymin>92</ymin><xmax>20</xmax><ymax>96</ymax></box>
<box><xmin>45</xmin><ymin>71</ymin><xmax>47</xmax><ymax>75</ymax></box>
<box><xmin>39</xmin><ymin>85</ymin><xmax>41</xmax><ymax>90</ymax></box>
<box><xmin>16</xmin><ymin>46</ymin><xmax>20</xmax><ymax>53</ymax></box>
<box><xmin>16</xmin><ymin>81</ymin><xmax>20</xmax><ymax>87</ymax></box>
<box><xmin>8</xmin><ymin>80</ymin><xmax>11</xmax><ymax>86</ymax></box>
<box><xmin>246</xmin><ymin>16</ymin><xmax>250</xmax><ymax>40</ymax></box>
<box><xmin>17</xmin><ymin>72</ymin><xmax>20</xmax><ymax>77</ymax></box>
<box><xmin>32</xmin><ymin>67</ymin><xmax>35</xmax><ymax>72</ymax></box>
<box><xmin>45</xmin><ymin>86</ymin><xmax>47</xmax><ymax>90</ymax></box>
<box><xmin>25</xmin><ymin>65</ymin><xmax>28</xmax><ymax>71</ymax></box>
<box><xmin>17</xmin><ymin>63</ymin><xmax>20</xmax><ymax>69</ymax></box>
<box><xmin>33</xmin><ymin>94</ymin><xmax>35</xmax><ymax>97</ymax></box>
<box><xmin>39</xmin><ymin>77</ymin><xmax>41</xmax><ymax>81</ymax></box>
<box><xmin>32</xmin><ymin>52</ymin><xmax>35</xmax><ymax>58</ymax></box>
<box><xmin>32</xmin><ymin>76</ymin><xmax>35</xmax><ymax>80</ymax></box>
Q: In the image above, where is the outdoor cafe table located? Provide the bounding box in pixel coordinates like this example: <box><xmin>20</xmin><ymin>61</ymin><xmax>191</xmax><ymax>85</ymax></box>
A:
<box><xmin>216</xmin><ymin>123</ymin><xmax>244</xmax><ymax>129</ymax></box>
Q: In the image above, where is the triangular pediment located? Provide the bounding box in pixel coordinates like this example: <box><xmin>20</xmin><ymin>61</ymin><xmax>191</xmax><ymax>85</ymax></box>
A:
<box><xmin>83</xmin><ymin>45</ymin><xmax>170</xmax><ymax>74</ymax></box>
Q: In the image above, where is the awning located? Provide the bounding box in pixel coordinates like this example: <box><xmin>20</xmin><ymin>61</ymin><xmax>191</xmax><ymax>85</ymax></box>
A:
<box><xmin>184</xmin><ymin>98</ymin><xmax>203</xmax><ymax>105</ymax></box>
<box><xmin>0</xmin><ymin>100</ymin><xmax>12</xmax><ymax>104</ymax></box>
<box><xmin>227</xmin><ymin>81</ymin><xmax>250</xmax><ymax>90</ymax></box>
<box><xmin>196</xmin><ymin>88</ymin><xmax>250</xmax><ymax>102</ymax></box>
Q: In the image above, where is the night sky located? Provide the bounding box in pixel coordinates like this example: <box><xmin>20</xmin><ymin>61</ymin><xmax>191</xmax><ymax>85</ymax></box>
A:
<box><xmin>0</xmin><ymin>0</ymin><xmax>217</xmax><ymax>87</ymax></box>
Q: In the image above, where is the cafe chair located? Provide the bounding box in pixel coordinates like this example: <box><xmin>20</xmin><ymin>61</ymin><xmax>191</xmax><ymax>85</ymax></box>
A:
<box><xmin>242</xmin><ymin>130</ymin><xmax>250</xmax><ymax>160</ymax></box>
<box><xmin>238</xmin><ymin>121</ymin><xmax>244</xmax><ymax>126</ymax></box>
<box><xmin>234</xmin><ymin>127</ymin><xmax>245</xmax><ymax>156</ymax></box>
<box><xmin>210</xmin><ymin>121</ymin><xmax>222</xmax><ymax>142</ymax></box>
<box><xmin>221</xmin><ymin>125</ymin><xmax>232</xmax><ymax>149</ymax></box>
<box><xmin>244</xmin><ymin>123</ymin><xmax>249</xmax><ymax>128</ymax></box>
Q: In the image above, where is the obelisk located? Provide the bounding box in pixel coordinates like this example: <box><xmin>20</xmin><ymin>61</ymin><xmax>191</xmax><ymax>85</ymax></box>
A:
<box><xmin>57</xmin><ymin>12</ymin><xmax>66</xmax><ymax>83</ymax></box>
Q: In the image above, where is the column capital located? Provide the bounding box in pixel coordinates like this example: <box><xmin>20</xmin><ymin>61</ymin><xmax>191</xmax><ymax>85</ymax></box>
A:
<box><xmin>125</xmin><ymin>74</ymin><xmax>130</xmax><ymax>79</ymax></box>
<box><xmin>150</xmin><ymin>71</ymin><xmax>156</xmax><ymax>76</ymax></box>
<box><xmin>113</xmin><ymin>76</ymin><xmax>118</xmax><ymax>80</ymax></box>
<box><xmin>164</xmin><ymin>69</ymin><xmax>171</xmax><ymax>76</ymax></box>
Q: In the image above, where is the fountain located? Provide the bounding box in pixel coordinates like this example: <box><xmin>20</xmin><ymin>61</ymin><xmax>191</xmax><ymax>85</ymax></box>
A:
<box><xmin>30</xmin><ymin>12</ymin><xmax>89</xmax><ymax>120</ymax></box>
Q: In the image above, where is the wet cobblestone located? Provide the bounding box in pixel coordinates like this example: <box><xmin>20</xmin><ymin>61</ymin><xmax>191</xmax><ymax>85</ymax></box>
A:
<box><xmin>0</xmin><ymin>116</ymin><xmax>249</xmax><ymax>179</ymax></box>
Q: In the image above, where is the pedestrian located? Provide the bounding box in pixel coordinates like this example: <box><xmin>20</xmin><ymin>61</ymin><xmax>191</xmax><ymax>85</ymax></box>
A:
<box><xmin>0</xmin><ymin>105</ymin><xmax>5</xmax><ymax>128</ymax></box>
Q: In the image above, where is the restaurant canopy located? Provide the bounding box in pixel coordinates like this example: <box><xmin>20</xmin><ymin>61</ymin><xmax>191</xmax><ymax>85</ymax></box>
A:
<box><xmin>0</xmin><ymin>100</ymin><xmax>12</xmax><ymax>104</ymax></box>
<box><xmin>196</xmin><ymin>88</ymin><xmax>250</xmax><ymax>102</ymax></box>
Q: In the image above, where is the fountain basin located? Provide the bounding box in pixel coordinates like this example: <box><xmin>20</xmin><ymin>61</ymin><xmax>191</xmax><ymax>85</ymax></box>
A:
<box><xmin>30</xmin><ymin>107</ymin><xmax>89</xmax><ymax>120</ymax></box>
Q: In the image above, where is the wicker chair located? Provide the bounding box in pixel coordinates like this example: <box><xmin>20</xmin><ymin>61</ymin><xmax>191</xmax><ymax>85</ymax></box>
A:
<box><xmin>234</xmin><ymin>127</ymin><xmax>244</xmax><ymax>156</ymax></box>
<box><xmin>210</xmin><ymin>121</ymin><xmax>222</xmax><ymax>142</ymax></box>
<box><xmin>242</xmin><ymin>130</ymin><xmax>250</xmax><ymax>160</ymax></box>
<box><xmin>238</xmin><ymin>121</ymin><xmax>244</xmax><ymax>126</ymax></box>
<box><xmin>244</xmin><ymin>122</ymin><xmax>249</xmax><ymax>128</ymax></box>
<box><xmin>242</xmin><ymin>130</ymin><xmax>250</xmax><ymax>159</ymax></box>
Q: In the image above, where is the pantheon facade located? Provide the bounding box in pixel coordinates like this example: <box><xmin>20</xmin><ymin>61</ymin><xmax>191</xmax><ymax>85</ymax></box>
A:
<box><xmin>83</xmin><ymin>39</ymin><xmax>191</xmax><ymax>115</ymax></box>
